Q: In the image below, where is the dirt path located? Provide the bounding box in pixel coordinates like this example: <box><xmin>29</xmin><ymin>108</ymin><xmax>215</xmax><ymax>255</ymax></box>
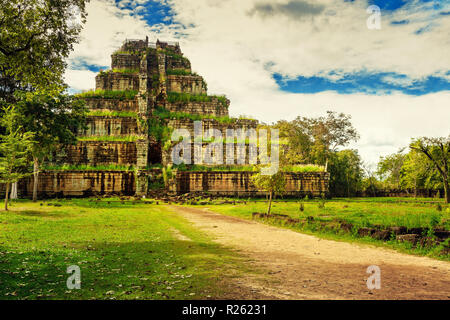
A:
<box><xmin>169</xmin><ymin>206</ymin><xmax>450</xmax><ymax>300</ymax></box>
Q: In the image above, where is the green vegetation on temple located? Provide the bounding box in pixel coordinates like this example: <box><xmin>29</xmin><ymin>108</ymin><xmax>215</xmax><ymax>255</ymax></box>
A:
<box><xmin>112</xmin><ymin>50</ymin><xmax>141</xmax><ymax>55</ymax></box>
<box><xmin>159</xmin><ymin>49</ymin><xmax>189</xmax><ymax>62</ymax></box>
<box><xmin>76</xmin><ymin>89</ymin><xmax>138</xmax><ymax>100</ymax></box>
<box><xmin>43</xmin><ymin>164</ymin><xmax>135</xmax><ymax>172</ymax></box>
<box><xmin>166</xmin><ymin>69</ymin><xmax>198</xmax><ymax>76</ymax></box>
<box><xmin>163</xmin><ymin>164</ymin><xmax>324</xmax><ymax>173</ymax></box>
<box><xmin>87</xmin><ymin>110</ymin><xmax>137</xmax><ymax>117</ymax></box>
<box><xmin>153</xmin><ymin>106</ymin><xmax>254</xmax><ymax>124</ymax></box>
<box><xmin>77</xmin><ymin>135</ymin><xmax>146</xmax><ymax>142</ymax></box>
<box><xmin>167</xmin><ymin>92</ymin><xmax>228</xmax><ymax>107</ymax></box>
<box><xmin>99</xmin><ymin>68</ymin><xmax>140</xmax><ymax>75</ymax></box>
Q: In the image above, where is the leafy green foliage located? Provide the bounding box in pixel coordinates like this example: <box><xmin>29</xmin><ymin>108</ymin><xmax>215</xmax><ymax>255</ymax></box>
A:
<box><xmin>410</xmin><ymin>137</ymin><xmax>450</xmax><ymax>203</ymax></box>
<box><xmin>0</xmin><ymin>106</ymin><xmax>35</xmax><ymax>209</ymax></box>
<box><xmin>274</xmin><ymin>111</ymin><xmax>359</xmax><ymax>168</ymax></box>
<box><xmin>377</xmin><ymin>149</ymin><xmax>407</xmax><ymax>189</ymax></box>
<box><xmin>0</xmin><ymin>0</ymin><xmax>88</xmax><ymax>97</ymax></box>
<box><xmin>328</xmin><ymin>149</ymin><xmax>364</xmax><ymax>197</ymax></box>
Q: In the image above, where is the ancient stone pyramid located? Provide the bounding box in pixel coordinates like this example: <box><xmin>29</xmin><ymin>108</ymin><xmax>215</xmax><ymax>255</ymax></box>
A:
<box><xmin>16</xmin><ymin>37</ymin><xmax>329</xmax><ymax>197</ymax></box>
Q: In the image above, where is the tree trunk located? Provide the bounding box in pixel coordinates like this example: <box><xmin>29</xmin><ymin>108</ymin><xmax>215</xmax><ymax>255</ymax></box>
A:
<box><xmin>444</xmin><ymin>179</ymin><xmax>449</xmax><ymax>204</ymax></box>
<box><xmin>4</xmin><ymin>183</ymin><xmax>10</xmax><ymax>211</ymax></box>
<box><xmin>414</xmin><ymin>178</ymin><xmax>417</xmax><ymax>198</ymax></box>
<box><xmin>10</xmin><ymin>182</ymin><xmax>18</xmax><ymax>200</ymax></box>
<box><xmin>267</xmin><ymin>190</ymin><xmax>273</xmax><ymax>215</ymax></box>
<box><xmin>32</xmin><ymin>157</ymin><xmax>39</xmax><ymax>202</ymax></box>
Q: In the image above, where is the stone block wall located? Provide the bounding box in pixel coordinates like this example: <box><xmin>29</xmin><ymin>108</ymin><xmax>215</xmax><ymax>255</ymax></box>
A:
<box><xmin>17</xmin><ymin>171</ymin><xmax>135</xmax><ymax>197</ymax></box>
<box><xmin>166</xmin><ymin>100</ymin><xmax>229</xmax><ymax>117</ymax></box>
<box><xmin>165</xmin><ymin>55</ymin><xmax>191</xmax><ymax>71</ymax></box>
<box><xmin>166</xmin><ymin>75</ymin><xmax>207</xmax><ymax>95</ymax></box>
<box><xmin>111</xmin><ymin>54</ymin><xmax>141</xmax><ymax>70</ymax></box>
<box><xmin>173</xmin><ymin>171</ymin><xmax>330</xmax><ymax>197</ymax></box>
<box><xmin>163</xmin><ymin>143</ymin><xmax>258</xmax><ymax>166</ymax></box>
<box><xmin>64</xmin><ymin>141</ymin><xmax>138</xmax><ymax>166</ymax></box>
<box><xmin>167</xmin><ymin>118</ymin><xmax>258</xmax><ymax>135</ymax></box>
<box><xmin>84</xmin><ymin>98</ymin><xmax>139</xmax><ymax>113</ymax></box>
<box><xmin>80</xmin><ymin>116</ymin><xmax>139</xmax><ymax>136</ymax></box>
<box><xmin>96</xmin><ymin>73</ymin><xmax>139</xmax><ymax>91</ymax></box>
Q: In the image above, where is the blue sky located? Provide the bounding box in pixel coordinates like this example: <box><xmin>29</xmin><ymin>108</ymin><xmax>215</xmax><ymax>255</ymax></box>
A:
<box><xmin>66</xmin><ymin>0</ymin><xmax>450</xmax><ymax>163</ymax></box>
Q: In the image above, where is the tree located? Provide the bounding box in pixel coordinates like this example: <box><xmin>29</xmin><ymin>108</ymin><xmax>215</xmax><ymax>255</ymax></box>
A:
<box><xmin>377</xmin><ymin>148</ymin><xmax>406</xmax><ymax>189</ymax></box>
<box><xmin>410</xmin><ymin>137</ymin><xmax>450</xmax><ymax>203</ymax></box>
<box><xmin>308</xmin><ymin>111</ymin><xmax>360</xmax><ymax>170</ymax></box>
<box><xmin>14</xmin><ymin>92</ymin><xmax>87</xmax><ymax>201</ymax></box>
<box><xmin>328</xmin><ymin>149</ymin><xmax>363</xmax><ymax>197</ymax></box>
<box><xmin>0</xmin><ymin>106</ymin><xmax>34</xmax><ymax>210</ymax></box>
<box><xmin>0</xmin><ymin>0</ymin><xmax>88</xmax><ymax>99</ymax></box>
<box><xmin>273</xmin><ymin>120</ymin><xmax>312</xmax><ymax>164</ymax></box>
<box><xmin>252</xmin><ymin>168</ymin><xmax>286</xmax><ymax>215</ymax></box>
<box><xmin>361</xmin><ymin>162</ymin><xmax>382</xmax><ymax>197</ymax></box>
<box><xmin>278</xmin><ymin>111</ymin><xmax>359</xmax><ymax>169</ymax></box>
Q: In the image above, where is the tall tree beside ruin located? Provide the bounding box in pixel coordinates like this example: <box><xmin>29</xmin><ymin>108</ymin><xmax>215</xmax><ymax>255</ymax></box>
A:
<box><xmin>306</xmin><ymin>111</ymin><xmax>359</xmax><ymax>170</ymax></box>
<box><xmin>0</xmin><ymin>0</ymin><xmax>88</xmax><ymax>100</ymax></box>
<box><xmin>0</xmin><ymin>106</ymin><xmax>34</xmax><ymax>210</ymax></box>
<box><xmin>276</xmin><ymin>112</ymin><xmax>359</xmax><ymax>169</ymax></box>
<box><xmin>14</xmin><ymin>93</ymin><xmax>87</xmax><ymax>201</ymax></box>
<box><xmin>410</xmin><ymin>137</ymin><xmax>450</xmax><ymax>203</ymax></box>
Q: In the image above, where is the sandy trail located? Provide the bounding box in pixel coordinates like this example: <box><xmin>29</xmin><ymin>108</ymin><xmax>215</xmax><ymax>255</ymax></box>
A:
<box><xmin>169</xmin><ymin>206</ymin><xmax>450</xmax><ymax>300</ymax></box>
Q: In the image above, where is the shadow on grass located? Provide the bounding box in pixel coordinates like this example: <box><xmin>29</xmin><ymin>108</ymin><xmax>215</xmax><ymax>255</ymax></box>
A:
<box><xmin>0</xmin><ymin>238</ymin><xmax>250</xmax><ymax>300</ymax></box>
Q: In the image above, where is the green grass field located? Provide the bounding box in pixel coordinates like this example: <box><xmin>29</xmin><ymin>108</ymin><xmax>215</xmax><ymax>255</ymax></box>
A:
<box><xmin>0</xmin><ymin>199</ymin><xmax>257</xmax><ymax>300</ymax></box>
<box><xmin>204</xmin><ymin>197</ymin><xmax>450</xmax><ymax>260</ymax></box>
<box><xmin>1</xmin><ymin>197</ymin><xmax>449</xmax><ymax>300</ymax></box>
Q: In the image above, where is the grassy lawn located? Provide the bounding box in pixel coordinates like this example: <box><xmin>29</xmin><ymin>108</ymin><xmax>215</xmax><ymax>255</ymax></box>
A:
<box><xmin>204</xmin><ymin>197</ymin><xmax>450</xmax><ymax>260</ymax></box>
<box><xmin>0</xmin><ymin>199</ymin><xmax>257</xmax><ymax>300</ymax></box>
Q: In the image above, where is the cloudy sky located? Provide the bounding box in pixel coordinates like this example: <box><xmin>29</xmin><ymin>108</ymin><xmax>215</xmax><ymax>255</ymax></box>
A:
<box><xmin>65</xmin><ymin>0</ymin><xmax>450</xmax><ymax>165</ymax></box>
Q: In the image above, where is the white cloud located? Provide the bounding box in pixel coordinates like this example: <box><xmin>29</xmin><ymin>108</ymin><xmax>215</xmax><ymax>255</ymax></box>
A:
<box><xmin>65</xmin><ymin>0</ymin><xmax>450</xmax><ymax>164</ymax></box>
<box><xmin>64</xmin><ymin>69</ymin><xmax>97</xmax><ymax>92</ymax></box>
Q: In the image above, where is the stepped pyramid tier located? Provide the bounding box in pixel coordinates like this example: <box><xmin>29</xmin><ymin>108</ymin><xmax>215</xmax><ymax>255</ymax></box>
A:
<box><xmin>69</xmin><ymin>37</ymin><xmax>260</xmax><ymax>172</ymax></box>
<box><xmin>4</xmin><ymin>37</ymin><xmax>329</xmax><ymax>198</ymax></box>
